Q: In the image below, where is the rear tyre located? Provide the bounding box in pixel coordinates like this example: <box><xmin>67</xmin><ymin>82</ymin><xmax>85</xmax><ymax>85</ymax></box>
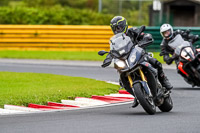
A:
<box><xmin>158</xmin><ymin>96</ymin><xmax>173</xmax><ymax>112</ymax></box>
<box><xmin>133</xmin><ymin>83</ymin><xmax>156</xmax><ymax>115</ymax></box>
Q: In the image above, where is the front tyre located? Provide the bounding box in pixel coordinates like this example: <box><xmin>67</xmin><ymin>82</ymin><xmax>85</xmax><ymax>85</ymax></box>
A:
<box><xmin>158</xmin><ymin>96</ymin><xmax>173</xmax><ymax>112</ymax></box>
<box><xmin>133</xmin><ymin>83</ymin><xmax>156</xmax><ymax>115</ymax></box>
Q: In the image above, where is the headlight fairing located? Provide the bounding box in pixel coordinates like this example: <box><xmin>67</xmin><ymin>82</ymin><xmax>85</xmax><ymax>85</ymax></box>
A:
<box><xmin>128</xmin><ymin>48</ymin><xmax>140</xmax><ymax>65</ymax></box>
<box><xmin>180</xmin><ymin>47</ymin><xmax>195</xmax><ymax>61</ymax></box>
<box><xmin>114</xmin><ymin>59</ymin><xmax>127</xmax><ymax>70</ymax></box>
<box><xmin>129</xmin><ymin>54</ymin><xmax>136</xmax><ymax>63</ymax></box>
<box><xmin>181</xmin><ymin>50</ymin><xmax>190</xmax><ymax>60</ymax></box>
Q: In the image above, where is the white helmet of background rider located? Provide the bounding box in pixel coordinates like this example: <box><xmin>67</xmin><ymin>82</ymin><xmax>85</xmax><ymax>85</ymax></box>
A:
<box><xmin>160</xmin><ymin>24</ymin><xmax>173</xmax><ymax>40</ymax></box>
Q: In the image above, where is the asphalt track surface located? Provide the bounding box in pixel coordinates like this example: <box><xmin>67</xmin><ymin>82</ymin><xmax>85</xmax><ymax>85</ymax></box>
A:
<box><xmin>0</xmin><ymin>59</ymin><xmax>200</xmax><ymax>133</ymax></box>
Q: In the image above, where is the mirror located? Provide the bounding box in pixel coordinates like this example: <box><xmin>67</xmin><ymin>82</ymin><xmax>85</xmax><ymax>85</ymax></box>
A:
<box><xmin>135</xmin><ymin>26</ymin><xmax>146</xmax><ymax>44</ymax></box>
<box><xmin>98</xmin><ymin>50</ymin><xmax>109</xmax><ymax>56</ymax></box>
<box><xmin>140</xmin><ymin>25</ymin><xmax>146</xmax><ymax>33</ymax></box>
<box><xmin>148</xmin><ymin>52</ymin><xmax>154</xmax><ymax>57</ymax></box>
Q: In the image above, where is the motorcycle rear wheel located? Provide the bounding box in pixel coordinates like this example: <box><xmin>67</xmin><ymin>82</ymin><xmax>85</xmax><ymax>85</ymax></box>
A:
<box><xmin>133</xmin><ymin>83</ymin><xmax>156</xmax><ymax>115</ymax></box>
<box><xmin>158</xmin><ymin>96</ymin><xmax>173</xmax><ymax>112</ymax></box>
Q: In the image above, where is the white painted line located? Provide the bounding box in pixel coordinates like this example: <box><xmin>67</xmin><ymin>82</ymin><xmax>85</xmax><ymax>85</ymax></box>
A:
<box><xmin>106</xmin><ymin>81</ymin><xmax>119</xmax><ymax>85</ymax></box>
<box><xmin>1</xmin><ymin>101</ymin><xmax>133</xmax><ymax>116</ymax></box>
<box><xmin>4</xmin><ymin>105</ymin><xmax>41</xmax><ymax>112</ymax></box>
<box><xmin>0</xmin><ymin>108</ymin><xmax>25</xmax><ymax>115</ymax></box>
<box><xmin>42</xmin><ymin>101</ymin><xmax>133</xmax><ymax>113</ymax></box>
<box><xmin>106</xmin><ymin>94</ymin><xmax>134</xmax><ymax>98</ymax></box>
<box><xmin>61</xmin><ymin>100</ymin><xmax>101</xmax><ymax>107</ymax></box>
<box><xmin>75</xmin><ymin>97</ymin><xmax>108</xmax><ymax>105</ymax></box>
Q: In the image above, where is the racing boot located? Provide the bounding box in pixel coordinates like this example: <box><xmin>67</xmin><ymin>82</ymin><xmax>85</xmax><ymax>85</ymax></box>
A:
<box><xmin>158</xmin><ymin>72</ymin><xmax>173</xmax><ymax>91</ymax></box>
<box><xmin>132</xmin><ymin>98</ymin><xmax>139</xmax><ymax>108</ymax></box>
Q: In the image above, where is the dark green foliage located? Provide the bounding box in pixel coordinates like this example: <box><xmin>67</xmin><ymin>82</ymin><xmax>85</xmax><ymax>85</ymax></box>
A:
<box><xmin>23</xmin><ymin>0</ymin><xmax>59</xmax><ymax>7</ymax></box>
<box><xmin>0</xmin><ymin>0</ymin><xmax>151</xmax><ymax>25</ymax></box>
<box><xmin>0</xmin><ymin>4</ymin><xmax>112</xmax><ymax>25</ymax></box>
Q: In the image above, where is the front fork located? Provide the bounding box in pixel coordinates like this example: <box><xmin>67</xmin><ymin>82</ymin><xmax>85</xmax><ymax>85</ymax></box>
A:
<box><xmin>127</xmin><ymin>68</ymin><xmax>147</xmax><ymax>88</ymax></box>
<box><xmin>128</xmin><ymin>68</ymin><xmax>152</xmax><ymax>96</ymax></box>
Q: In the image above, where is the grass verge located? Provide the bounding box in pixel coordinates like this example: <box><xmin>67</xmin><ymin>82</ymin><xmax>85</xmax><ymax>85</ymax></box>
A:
<box><xmin>0</xmin><ymin>72</ymin><xmax>119</xmax><ymax>108</ymax></box>
<box><xmin>0</xmin><ymin>50</ymin><xmax>105</xmax><ymax>61</ymax></box>
<box><xmin>0</xmin><ymin>50</ymin><xmax>164</xmax><ymax>63</ymax></box>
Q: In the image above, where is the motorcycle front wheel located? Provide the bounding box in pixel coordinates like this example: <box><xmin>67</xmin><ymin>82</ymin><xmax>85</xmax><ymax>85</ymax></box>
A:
<box><xmin>133</xmin><ymin>83</ymin><xmax>156</xmax><ymax>115</ymax></box>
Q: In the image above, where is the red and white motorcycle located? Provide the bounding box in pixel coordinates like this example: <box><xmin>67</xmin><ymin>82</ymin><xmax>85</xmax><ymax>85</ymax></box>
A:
<box><xmin>168</xmin><ymin>34</ymin><xmax>200</xmax><ymax>87</ymax></box>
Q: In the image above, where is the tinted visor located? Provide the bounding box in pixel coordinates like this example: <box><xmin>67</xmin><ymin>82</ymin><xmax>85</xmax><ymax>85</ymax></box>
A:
<box><xmin>116</xmin><ymin>26</ymin><xmax>123</xmax><ymax>32</ymax></box>
<box><xmin>111</xmin><ymin>20</ymin><xmax>127</xmax><ymax>34</ymax></box>
<box><xmin>112</xmin><ymin>25</ymin><xmax>124</xmax><ymax>34</ymax></box>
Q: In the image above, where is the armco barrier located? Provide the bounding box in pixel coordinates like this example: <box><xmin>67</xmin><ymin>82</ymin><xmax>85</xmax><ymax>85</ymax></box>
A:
<box><xmin>0</xmin><ymin>25</ymin><xmax>199</xmax><ymax>52</ymax></box>
<box><xmin>0</xmin><ymin>25</ymin><xmax>113</xmax><ymax>51</ymax></box>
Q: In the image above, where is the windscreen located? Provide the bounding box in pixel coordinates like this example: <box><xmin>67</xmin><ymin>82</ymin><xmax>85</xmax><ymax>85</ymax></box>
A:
<box><xmin>110</xmin><ymin>33</ymin><xmax>134</xmax><ymax>58</ymax></box>
<box><xmin>168</xmin><ymin>34</ymin><xmax>190</xmax><ymax>55</ymax></box>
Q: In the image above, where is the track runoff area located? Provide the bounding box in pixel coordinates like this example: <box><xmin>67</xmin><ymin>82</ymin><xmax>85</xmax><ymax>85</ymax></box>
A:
<box><xmin>0</xmin><ymin>89</ymin><xmax>134</xmax><ymax>115</ymax></box>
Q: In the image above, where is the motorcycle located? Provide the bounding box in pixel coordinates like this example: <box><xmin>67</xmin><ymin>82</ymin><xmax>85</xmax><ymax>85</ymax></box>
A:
<box><xmin>168</xmin><ymin>33</ymin><xmax>200</xmax><ymax>87</ymax></box>
<box><xmin>98</xmin><ymin>26</ymin><xmax>173</xmax><ymax>115</ymax></box>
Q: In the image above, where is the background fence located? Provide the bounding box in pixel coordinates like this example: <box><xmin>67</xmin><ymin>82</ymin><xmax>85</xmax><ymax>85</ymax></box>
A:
<box><xmin>145</xmin><ymin>27</ymin><xmax>200</xmax><ymax>51</ymax></box>
<box><xmin>0</xmin><ymin>25</ymin><xmax>199</xmax><ymax>51</ymax></box>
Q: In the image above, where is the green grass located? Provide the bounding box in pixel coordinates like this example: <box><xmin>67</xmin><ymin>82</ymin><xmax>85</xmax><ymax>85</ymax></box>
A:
<box><xmin>0</xmin><ymin>50</ymin><xmax>105</xmax><ymax>61</ymax></box>
<box><xmin>152</xmin><ymin>52</ymin><xmax>164</xmax><ymax>63</ymax></box>
<box><xmin>0</xmin><ymin>50</ymin><xmax>165</xmax><ymax>63</ymax></box>
<box><xmin>0</xmin><ymin>72</ymin><xmax>119</xmax><ymax>108</ymax></box>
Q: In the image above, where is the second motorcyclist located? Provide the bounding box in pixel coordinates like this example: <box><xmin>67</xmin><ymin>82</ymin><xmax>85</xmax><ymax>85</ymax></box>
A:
<box><xmin>109</xmin><ymin>16</ymin><xmax>173</xmax><ymax>92</ymax></box>
<box><xmin>159</xmin><ymin>23</ymin><xmax>199</xmax><ymax>83</ymax></box>
<box><xmin>159</xmin><ymin>23</ymin><xmax>199</xmax><ymax>65</ymax></box>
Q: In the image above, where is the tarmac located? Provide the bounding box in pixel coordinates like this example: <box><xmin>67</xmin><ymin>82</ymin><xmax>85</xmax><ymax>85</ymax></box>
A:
<box><xmin>0</xmin><ymin>58</ymin><xmax>176</xmax><ymax>69</ymax></box>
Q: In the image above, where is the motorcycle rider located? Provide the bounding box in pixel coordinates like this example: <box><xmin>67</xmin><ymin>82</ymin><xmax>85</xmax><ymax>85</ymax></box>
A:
<box><xmin>159</xmin><ymin>23</ymin><xmax>199</xmax><ymax>83</ymax></box>
<box><xmin>160</xmin><ymin>23</ymin><xmax>199</xmax><ymax>65</ymax></box>
<box><xmin>109</xmin><ymin>16</ymin><xmax>173</xmax><ymax>92</ymax></box>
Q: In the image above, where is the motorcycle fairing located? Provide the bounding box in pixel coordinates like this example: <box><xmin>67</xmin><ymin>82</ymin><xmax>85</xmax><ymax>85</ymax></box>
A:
<box><xmin>181</xmin><ymin>53</ymin><xmax>200</xmax><ymax>86</ymax></box>
<box><xmin>196</xmin><ymin>48</ymin><xmax>200</xmax><ymax>52</ymax></box>
<box><xmin>180</xmin><ymin>47</ymin><xmax>195</xmax><ymax>61</ymax></box>
<box><xmin>127</xmin><ymin>46</ymin><xmax>143</xmax><ymax>68</ymax></box>
<box><xmin>118</xmin><ymin>46</ymin><xmax>144</xmax><ymax>73</ymax></box>
<box><xmin>110</xmin><ymin>33</ymin><xmax>134</xmax><ymax>59</ymax></box>
<box><xmin>178</xmin><ymin>62</ymin><xmax>189</xmax><ymax>77</ymax></box>
<box><xmin>140</xmin><ymin>61</ymin><xmax>157</xmax><ymax>76</ymax></box>
<box><xmin>168</xmin><ymin>34</ymin><xmax>190</xmax><ymax>56</ymax></box>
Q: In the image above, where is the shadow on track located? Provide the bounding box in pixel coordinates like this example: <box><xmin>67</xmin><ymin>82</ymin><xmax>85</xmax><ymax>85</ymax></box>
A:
<box><xmin>107</xmin><ymin>105</ymin><xmax>177</xmax><ymax>116</ymax></box>
<box><xmin>109</xmin><ymin>110</ymin><xmax>177</xmax><ymax>116</ymax></box>
<box><xmin>175</xmin><ymin>87</ymin><xmax>200</xmax><ymax>91</ymax></box>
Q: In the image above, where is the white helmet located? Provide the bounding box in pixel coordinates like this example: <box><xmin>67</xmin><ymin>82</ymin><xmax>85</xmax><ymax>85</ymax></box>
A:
<box><xmin>160</xmin><ymin>24</ymin><xmax>173</xmax><ymax>39</ymax></box>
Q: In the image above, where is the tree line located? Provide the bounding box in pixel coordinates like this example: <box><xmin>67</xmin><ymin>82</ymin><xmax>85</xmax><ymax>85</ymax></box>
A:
<box><xmin>0</xmin><ymin>0</ymin><xmax>152</xmax><ymax>25</ymax></box>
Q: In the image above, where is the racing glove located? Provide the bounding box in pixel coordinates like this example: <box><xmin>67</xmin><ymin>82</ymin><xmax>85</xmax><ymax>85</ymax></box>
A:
<box><xmin>164</xmin><ymin>55</ymin><xmax>174</xmax><ymax>65</ymax></box>
<box><xmin>101</xmin><ymin>54</ymin><xmax>112</xmax><ymax>68</ymax></box>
